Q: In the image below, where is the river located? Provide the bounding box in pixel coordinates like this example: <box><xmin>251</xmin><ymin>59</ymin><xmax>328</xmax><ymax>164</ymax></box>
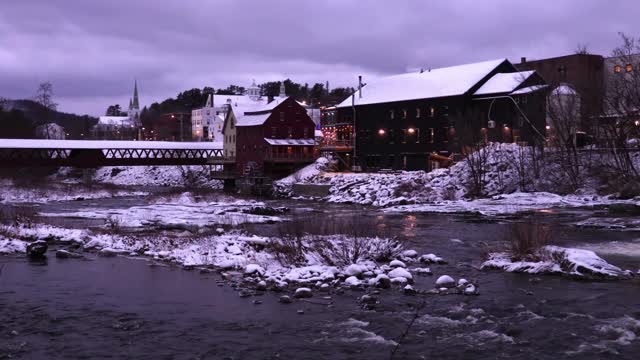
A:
<box><xmin>1</xmin><ymin>192</ymin><xmax>640</xmax><ymax>359</ymax></box>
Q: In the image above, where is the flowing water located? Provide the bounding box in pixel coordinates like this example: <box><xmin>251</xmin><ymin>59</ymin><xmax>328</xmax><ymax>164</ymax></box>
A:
<box><xmin>1</xmin><ymin>192</ymin><xmax>640</xmax><ymax>359</ymax></box>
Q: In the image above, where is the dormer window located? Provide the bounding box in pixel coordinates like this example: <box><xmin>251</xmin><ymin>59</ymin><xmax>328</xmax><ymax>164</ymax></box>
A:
<box><xmin>626</xmin><ymin>64</ymin><xmax>633</xmax><ymax>73</ymax></box>
<box><xmin>614</xmin><ymin>65</ymin><xmax>622</xmax><ymax>74</ymax></box>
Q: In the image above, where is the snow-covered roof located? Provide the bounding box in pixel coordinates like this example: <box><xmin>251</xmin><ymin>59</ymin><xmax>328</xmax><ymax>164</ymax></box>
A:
<box><xmin>97</xmin><ymin>116</ymin><xmax>132</xmax><ymax>126</ymax></box>
<box><xmin>336</xmin><ymin>59</ymin><xmax>507</xmax><ymax>108</ymax></box>
<box><xmin>214</xmin><ymin>94</ymin><xmax>269</xmax><ymax>109</ymax></box>
<box><xmin>510</xmin><ymin>85</ymin><xmax>548</xmax><ymax>95</ymax></box>
<box><xmin>314</xmin><ymin>129</ymin><xmax>323</xmax><ymax>137</ymax></box>
<box><xmin>474</xmin><ymin>71</ymin><xmax>535</xmax><ymax>95</ymax></box>
<box><xmin>245</xmin><ymin>97</ymin><xmax>288</xmax><ymax>113</ymax></box>
<box><xmin>264</xmin><ymin>138</ymin><xmax>316</xmax><ymax>146</ymax></box>
<box><xmin>0</xmin><ymin>139</ymin><xmax>223</xmax><ymax>150</ymax></box>
<box><xmin>236</xmin><ymin>113</ymin><xmax>272</xmax><ymax>127</ymax></box>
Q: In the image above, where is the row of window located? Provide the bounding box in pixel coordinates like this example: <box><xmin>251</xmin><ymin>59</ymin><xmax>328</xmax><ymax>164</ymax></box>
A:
<box><xmin>270</xmin><ymin>127</ymin><xmax>313</xmax><ymax>138</ymax></box>
<box><xmin>389</xmin><ymin>106</ymin><xmax>448</xmax><ymax>120</ymax></box>
<box><xmin>613</xmin><ymin>64</ymin><xmax>639</xmax><ymax>74</ymax></box>
<box><xmin>359</xmin><ymin>127</ymin><xmax>452</xmax><ymax>144</ymax></box>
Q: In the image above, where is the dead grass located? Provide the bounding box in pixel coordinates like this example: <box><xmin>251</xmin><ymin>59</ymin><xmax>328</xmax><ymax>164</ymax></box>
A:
<box><xmin>505</xmin><ymin>222</ymin><xmax>552</xmax><ymax>261</ymax></box>
<box><xmin>267</xmin><ymin>215</ymin><xmax>401</xmax><ymax>267</ymax></box>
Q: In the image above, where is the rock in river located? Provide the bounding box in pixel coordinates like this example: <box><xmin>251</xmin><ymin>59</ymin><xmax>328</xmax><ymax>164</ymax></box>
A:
<box><xmin>26</xmin><ymin>240</ymin><xmax>47</xmax><ymax>258</ymax></box>
<box><xmin>294</xmin><ymin>287</ymin><xmax>313</xmax><ymax>298</ymax></box>
<box><xmin>435</xmin><ymin>275</ymin><xmax>455</xmax><ymax>288</ymax></box>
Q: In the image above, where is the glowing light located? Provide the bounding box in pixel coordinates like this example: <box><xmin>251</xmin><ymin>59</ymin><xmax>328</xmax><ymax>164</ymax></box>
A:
<box><xmin>546</xmin><ymin>125</ymin><xmax>551</xmax><ymax>130</ymax></box>
<box><xmin>407</xmin><ymin>127</ymin><xmax>416</xmax><ymax>134</ymax></box>
<box><xmin>378</xmin><ymin>129</ymin><xmax>386</xmax><ymax>135</ymax></box>
<box><xmin>635</xmin><ymin>120</ymin><xmax>640</xmax><ymax>126</ymax></box>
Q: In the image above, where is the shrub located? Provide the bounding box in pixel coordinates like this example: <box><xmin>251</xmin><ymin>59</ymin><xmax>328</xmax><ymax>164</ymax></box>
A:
<box><xmin>505</xmin><ymin>222</ymin><xmax>552</xmax><ymax>261</ymax></box>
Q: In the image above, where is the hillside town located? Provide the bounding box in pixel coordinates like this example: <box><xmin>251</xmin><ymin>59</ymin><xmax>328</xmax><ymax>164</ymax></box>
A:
<box><xmin>2</xmin><ymin>2</ymin><xmax>640</xmax><ymax>359</ymax></box>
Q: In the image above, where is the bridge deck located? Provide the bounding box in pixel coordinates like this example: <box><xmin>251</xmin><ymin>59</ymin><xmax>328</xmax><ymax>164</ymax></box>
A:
<box><xmin>0</xmin><ymin>139</ymin><xmax>228</xmax><ymax>168</ymax></box>
<box><xmin>0</xmin><ymin>139</ymin><xmax>223</xmax><ymax>150</ymax></box>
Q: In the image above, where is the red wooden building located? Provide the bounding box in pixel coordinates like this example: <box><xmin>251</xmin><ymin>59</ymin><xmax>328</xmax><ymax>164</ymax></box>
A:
<box><xmin>222</xmin><ymin>97</ymin><xmax>317</xmax><ymax>176</ymax></box>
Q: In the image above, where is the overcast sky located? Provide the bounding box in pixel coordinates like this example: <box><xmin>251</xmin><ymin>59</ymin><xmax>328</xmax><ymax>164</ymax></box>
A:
<box><xmin>0</xmin><ymin>0</ymin><xmax>637</xmax><ymax>116</ymax></box>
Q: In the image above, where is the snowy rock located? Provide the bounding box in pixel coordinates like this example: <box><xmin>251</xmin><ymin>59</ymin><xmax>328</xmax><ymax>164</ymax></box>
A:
<box><xmin>26</xmin><ymin>241</ymin><xmax>47</xmax><ymax>258</ymax></box>
<box><xmin>216</xmin><ymin>260</ymin><xmax>236</xmax><ymax>270</ymax></box>
<box><xmin>403</xmin><ymin>285</ymin><xmax>417</xmax><ymax>295</ymax></box>
<box><xmin>360</xmin><ymin>294</ymin><xmax>378</xmax><ymax>305</ymax></box>
<box><xmin>98</xmin><ymin>248</ymin><xmax>118</xmax><ymax>257</ymax></box>
<box><xmin>389</xmin><ymin>260</ymin><xmax>406</xmax><ymax>268</ymax></box>
<box><xmin>419</xmin><ymin>253</ymin><xmax>446</xmax><ymax>264</ymax></box>
<box><xmin>294</xmin><ymin>287</ymin><xmax>313</xmax><ymax>298</ymax></box>
<box><xmin>55</xmin><ymin>249</ymin><xmax>83</xmax><ymax>259</ymax></box>
<box><xmin>435</xmin><ymin>275</ymin><xmax>455</xmax><ymax>288</ymax></box>
<box><xmin>279</xmin><ymin>295</ymin><xmax>293</xmax><ymax>304</ymax></box>
<box><xmin>390</xmin><ymin>277</ymin><xmax>408</xmax><ymax>285</ymax></box>
<box><xmin>256</xmin><ymin>281</ymin><xmax>267</xmax><ymax>291</ymax></box>
<box><xmin>319</xmin><ymin>283</ymin><xmax>331</xmax><ymax>292</ymax></box>
<box><xmin>374</xmin><ymin>274</ymin><xmax>391</xmax><ymax>289</ymax></box>
<box><xmin>401</xmin><ymin>249</ymin><xmax>418</xmax><ymax>258</ymax></box>
<box><xmin>388</xmin><ymin>267</ymin><xmax>413</xmax><ymax>281</ymax></box>
<box><xmin>345</xmin><ymin>264</ymin><xmax>367</xmax><ymax>277</ymax></box>
<box><xmin>464</xmin><ymin>284</ymin><xmax>478</xmax><ymax>295</ymax></box>
<box><xmin>412</xmin><ymin>267</ymin><xmax>432</xmax><ymax>275</ymax></box>
<box><xmin>227</xmin><ymin>245</ymin><xmax>242</xmax><ymax>255</ymax></box>
<box><xmin>244</xmin><ymin>264</ymin><xmax>265</xmax><ymax>276</ymax></box>
<box><xmin>457</xmin><ymin>278</ymin><xmax>469</xmax><ymax>287</ymax></box>
<box><xmin>344</xmin><ymin>276</ymin><xmax>362</xmax><ymax>287</ymax></box>
<box><xmin>482</xmin><ymin>246</ymin><xmax>627</xmax><ymax>279</ymax></box>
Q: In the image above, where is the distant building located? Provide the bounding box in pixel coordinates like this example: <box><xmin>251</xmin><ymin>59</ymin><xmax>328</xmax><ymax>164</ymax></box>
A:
<box><xmin>191</xmin><ymin>80</ymin><xmax>288</xmax><ymax>142</ymax></box>
<box><xmin>91</xmin><ymin>81</ymin><xmax>142</xmax><ymax>140</ymax></box>
<box><xmin>326</xmin><ymin>58</ymin><xmax>547</xmax><ymax>171</ymax></box>
<box><xmin>517</xmin><ymin>54</ymin><xmax>605</xmax><ymax>132</ymax></box>
<box><xmin>222</xmin><ymin>97</ymin><xmax>316</xmax><ymax>177</ymax></box>
<box><xmin>35</xmin><ymin>123</ymin><xmax>66</xmax><ymax>140</ymax></box>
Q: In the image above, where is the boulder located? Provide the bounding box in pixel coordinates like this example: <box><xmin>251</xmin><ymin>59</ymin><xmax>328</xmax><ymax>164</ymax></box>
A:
<box><xmin>389</xmin><ymin>260</ymin><xmax>406</xmax><ymax>268</ymax></box>
<box><xmin>374</xmin><ymin>274</ymin><xmax>391</xmax><ymax>289</ymax></box>
<box><xmin>244</xmin><ymin>264</ymin><xmax>265</xmax><ymax>276</ymax></box>
<box><xmin>457</xmin><ymin>278</ymin><xmax>469</xmax><ymax>287</ymax></box>
<box><xmin>401</xmin><ymin>250</ymin><xmax>418</xmax><ymax>258</ymax></box>
<box><xmin>403</xmin><ymin>285</ymin><xmax>417</xmax><ymax>295</ymax></box>
<box><xmin>464</xmin><ymin>284</ymin><xmax>478</xmax><ymax>295</ymax></box>
<box><xmin>344</xmin><ymin>276</ymin><xmax>361</xmax><ymax>287</ymax></box>
<box><xmin>279</xmin><ymin>295</ymin><xmax>293</xmax><ymax>304</ymax></box>
<box><xmin>345</xmin><ymin>264</ymin><xmax>367</xmax><ymax>277</ymax></box>
<box><xmin>26</xmin><ymin>241</ymin><xmax>47</xmax><ymax>258</ymax></box>
<box><xmin>388</xmin><ymin>267</ymin><xmax>413</xmax><ymax>281</ymax></box>
<box><xmin>98</xmin><ymin>248</ymin><xmax>118</xmax><ymax>257</ymax></box>
<box><xmin>419</xmin><ymin>253</ymin><xmax>446</xmax><ymax>264</ymax></box>
<box><xmin>294</xmin><ymin>287</ymin><xmax>313</xmax><ymax>298</ymax></box>
<box><xmin>435</xmin><ymin>275</ymin><xmax>455</xmax><ymax>288</ymax></box>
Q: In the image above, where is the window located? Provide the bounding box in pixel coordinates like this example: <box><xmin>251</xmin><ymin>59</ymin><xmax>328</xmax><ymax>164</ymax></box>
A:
<box><xmin>389</xmin><ymin>129</ymin><xmax>396</xmax><ymax>144</ymax></box>
<box><xmin>626</xmin><ymin>64</ymin><xmax>633</xmax><ymax>73</ymax></box>
<box><xmin>280</xmin><ymin>112</ymin><xmax>285</xmax><ymax>121</ymax></box>
<box><xmin>287</xmin><ymin>127</ymin><xmax>293</xmax><ymax>138</ymax></box>
<box><xmin>232</xmin><ymin>135</ymin><xmax>236</xmax><ymax>143</ymax></box>
<box><xmin>429</xmin><ymin>106</ymin><xmax>435</xmax><ymax>117</ymax></box>
<box><xmin>614</xmin><ymin>65</ymin><xmax>622</xmax><ymax>73</ymax></box>
<box><xmin>272</xmin><ymin>127</ymin><xmax>277</xmax><ymax>138</ymax></box>
<box><xmin>303</xmin><ymin>127</ymin><xmax>309</xmax><ymax>138</ymax></box>
<box><xmin>389</xmin><ymin>110</ymin><xmax>395</xmax><ymax>120</ymax></box>
<box><xmin>402</xmin><ymin>109</ymin><xmax>407</xmax><ymax>119</ymax></box>
<box><xmin>443</xmin><ymin>127</ymin><xmax>450</xmax><ymax>142</ymax></box>
<box><xmin>443</xmin><ymin>105</ymin><xmax>449</xmax><ymax>116</ymax></box>
<box><xmin>416</xmin><ymin>108</ymin><xmax>421</xmax><ymax>118</ymax></box>
<box><xmin>428</xmin><ymin>128</ymin><xmax>434</xmax><ymax>143</ymax></box>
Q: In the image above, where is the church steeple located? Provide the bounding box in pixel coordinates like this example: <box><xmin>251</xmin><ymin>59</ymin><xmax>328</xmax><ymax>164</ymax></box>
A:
<box><xmin>132</xmin><ymin>80</ymin><xmax>140</xmax><ymax>109</ymax></box>
<box><xmin>279</xmin><ymin>81</ymin><xmax>286</xmax><ymax>98</ymax></box>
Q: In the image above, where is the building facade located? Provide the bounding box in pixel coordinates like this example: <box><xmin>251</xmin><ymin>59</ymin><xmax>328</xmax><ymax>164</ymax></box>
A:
<box><xmin>326</xmin><ymin>59</ymin><xmax>547</xmax><ymax>172</ymax></box>
<box><xmin>222</xmin><ymin>97</ymin><xmax>316</xmax><ymax>176</ymax></box>
<box><xmin>148</xmin><ymin>113</ymin><xmax>192</xmax><ymax>141</ymax></box>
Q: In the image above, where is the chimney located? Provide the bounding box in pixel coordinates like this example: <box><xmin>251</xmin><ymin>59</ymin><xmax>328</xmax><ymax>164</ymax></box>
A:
<box><xmin>358</xmin><ymin>75</ymin><xmax>363</xmax><ymax>99</ymax></box>
<box><xmin>521</xmin><ymin>57</ymin><xmax>527</xmax><ymax>64</ymax></box>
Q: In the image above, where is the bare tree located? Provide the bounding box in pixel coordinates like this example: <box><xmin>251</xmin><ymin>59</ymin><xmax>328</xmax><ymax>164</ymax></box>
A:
<box><xmin>35</xmin><ymin>82</ymin><xmax>58</xmax><ymax>140</ymax></box>
<box><xmin>600</xmin><ymin>33</ymin><xmax>640</xmax><ymax>179</ymax></box>
<box><xmin>546</xmin><ymin>83</ymin><xmax>585</xmax><ymax>190</ymax></box>
<box><xmin>575</xmin><ymin>43</ymin><xmax>590</xmax><ymax>55</ymax></box>
<box><xmin>35</xmin><ymin>82</ymin><xmax>58</xmax><ymax>111</ymax></box>
<box><xmin>459</xmin><ymin>127</ymin><xmax>490</xmax><ymax>197</ymax></box>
